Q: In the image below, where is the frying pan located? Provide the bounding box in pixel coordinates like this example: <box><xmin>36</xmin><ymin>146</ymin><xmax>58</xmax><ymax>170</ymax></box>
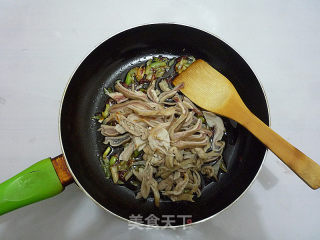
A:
<box><xmin>0</xmin><ymin>24</ymin><xmax>269</xmax><ymax>227</ymax></box>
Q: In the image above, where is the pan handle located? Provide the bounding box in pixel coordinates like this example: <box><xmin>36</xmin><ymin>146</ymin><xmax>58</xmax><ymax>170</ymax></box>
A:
<box><xmin>0</xmin><ymin>154</ymin><xmax>73</xmax><ymax>215</ymax></box>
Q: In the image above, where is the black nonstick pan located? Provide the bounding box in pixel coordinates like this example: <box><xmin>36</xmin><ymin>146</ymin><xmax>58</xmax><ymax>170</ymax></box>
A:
<box><xmin>0</xmin><ymin>24</ymin><xmax>269</xmax><ymax>227</ymax></box>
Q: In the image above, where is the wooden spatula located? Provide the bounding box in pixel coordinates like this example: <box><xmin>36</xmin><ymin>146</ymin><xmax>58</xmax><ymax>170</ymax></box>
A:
<box><xmin>173</xmin><ymin>59</ymin><xmax>320</xmax><ymax>189</ymax></box>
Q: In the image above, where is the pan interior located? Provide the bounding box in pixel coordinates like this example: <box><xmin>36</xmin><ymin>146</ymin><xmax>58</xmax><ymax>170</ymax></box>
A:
<box><xmin>60</xmin><ymin>24</ymin><xmax>269</xmax><ymax>226</ymax></box>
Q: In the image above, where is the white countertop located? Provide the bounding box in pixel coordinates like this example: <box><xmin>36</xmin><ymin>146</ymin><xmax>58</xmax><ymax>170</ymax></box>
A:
<box><xmin>0</xmin><ymin>1</ymin><xmax>319</xmax><ymax>239</ymax></box>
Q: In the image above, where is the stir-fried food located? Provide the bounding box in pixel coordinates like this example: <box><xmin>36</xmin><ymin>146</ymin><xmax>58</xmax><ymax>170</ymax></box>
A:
<box><xmin>93</xmin><ymin>56</ymin><xmax>227</xmax><ymax>207</ymax></box>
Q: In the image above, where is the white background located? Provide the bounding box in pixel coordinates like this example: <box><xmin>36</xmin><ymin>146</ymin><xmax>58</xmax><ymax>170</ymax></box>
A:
<box><xmin>0</xmin><ymin>1</ymin><xmax>319</xmax><ymax>239</ymax></box>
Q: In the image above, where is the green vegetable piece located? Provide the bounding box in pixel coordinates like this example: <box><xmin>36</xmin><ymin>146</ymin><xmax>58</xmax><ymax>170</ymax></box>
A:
<box><xmin>117</xmin><ymin>180</ymin><xmax>124</xmax><ymax>185</ymax></box>
<box><xmin>175</xmin><ymin>56</ymin><xmax>196</xmax><ymax>74</ymax></box>
<box><xmin>125</xmin><ymin>68</ymin><xmax>137</xmax><ymax>85</ymax></box>
<box><xmin>92</xmin><ymin>114</ymin><xmax>104</xmax><ymax>123</ymax></box>
<box><xmin>130</xmin><ymin>179</ymin><xmax>140</xmax><ymax>187</ymax></box>
<box><xmin>124</xmin><ymin>170</ymin><xmax>133</xmax><ymax>181</ymax></box>
<box><xmin>150</xmin><ymin>61</ymin><xmax>167</xmax><ymax>68</ymax></box>
<box><xmin>100</xmin><ymin>157</ymin><xmax>111</xmax><ymax>179</ymax></box>
<box><xmin>145</xmin><ymin>73</ymin><xmax>154</xmax><ymax>81</ymax></box>
<box><xmin>110</xmin><ymin>165</ymin><xmax>118</xmax><ymax>183</ymax></box>
<box><xmin>168</xmin><ymin>58</ymin><xmax>175</xmax><ymax>67</ymax></box>
<box><xmin>133</xmin><ymin>150</ymin><xmax>140</xmax><ymax>158</ymax></box>
<box><xmin>118</xmin><ymin>160</ymin><xmax>128</xmax><ymax>171</ymax></box>
<box><xmin>92</xmin><ymin>115</ymin><xmax>101</xmax><ymax>120</ymax></box>
<box><xmin>103</xmin><ymin>87</ymin><xmax>114</xmax><ymax>96</ymax></box>
<box><xmin>103</xmin><ymin>147</ymin><xmax>111</xmax><ymax>159</ymax></box>
<box><xmin>103</xmin><ymin>163</ymin><xmax>111</xmax><ymax>178</ymax></box>
<box><xmin>101</xmin><ymin>103</ymin><xmax>110</xmax><ymax>118</ymax></box>
<box><xmin>136</xmin><ymin>66</ymin><xmax>145</xmax><ymax>81</ymax></box>
<box><xmin>187</xmin><ymin>56</ymin><xmax>195</xmax><ymax>64</ymax></box>
<box><xmin>145</xmin><ymin>60</ymin><xmax>152</xmax><ymax>75</ymax></box>
<box><xmin>146</xmin><ymin>59</ymin><xmax>152</xmax><ymax>65</ymax></box>
<box><xmin>155</xmin><ymin>69</ymin><xmax>165</xmax><ymax>78</ymax></box>
<box><xmin>109</xmin><ymin>155</ymin><xmax>118</xmax><ymax>166</ymax></box>
<box><xmin>198</xmin><ymin>116</ymin><xmax>206</xmax><ymax>124</ymax></box>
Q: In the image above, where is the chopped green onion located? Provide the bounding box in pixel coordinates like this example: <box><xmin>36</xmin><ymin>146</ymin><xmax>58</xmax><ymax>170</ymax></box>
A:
<box><xmin>101</xmin><ymin>103</ymin><xmax>110</xmax><ymax>118</ymax></box>
<box><xmin>146</xmin><ymin>73</ymin><xmax>153</xmax><ymax>81</ymax></box>
<box><xmin>130</xmin><ymin>179</ymin><xmax>140</xmax><ymax>187</ymax></box>
<box><xmin>102</xmin><ymin>117</ymin><xmax>109</xmax><ymax>125</ymax></box>
<box><xmin>109</xmin><ymin>155</ymin><xmax>118</xmax><ymax>166</ymax></box>
<box><xmin>100</xmin><ymin>157</ymin><xmax>111</xmax><ymax>179</ymax></box>
<box><xmin>144</xmin><ymin>57</ymin><xmax>169</xmax><ymax>79</ymax></box>
<box><xmin>124</xmin><ymin>170</ymin><xmax>133</xmax><ymax>181</ymax></box>
<box><xmin>103</xmin><ymin>164</ymin><xmax>111</xmax><ymax>179</ymax></box>
<box><xmin>175</xmin><ymin>56</ymin><xmax>196</xmax><ymax>74</ymax></box>
<box><xmin>155</xmin><ymin>69</ymin><xmax>165</xmax><ymax>78</ymax></box>
<box><xmin>93</xmin><ymin>103</ymin><xmax>110</xmax><ymax>122</ymax></box>
<box><xmin>103</xmin><ymin>146</ymin><xmax>111</xmax><ymax>159</ymax></box>
<box><xmin>187</xmin><ymin>56</ymin><xmax>196</xmax><ymax>64</ymax></box>
<box><xmin>92</xmin><ymin>115</ymin><xmax>101</xmax><ymax>120</ymax></box>
<box><xmin>168</xmin><ymin>58</ymin><xmax>175</xmax><ymax>67</ymax></box>
<box><xmin>133</xmin><ymin>150</ymin><xmax>141</xmax><ymax>158</ymax></box>
<box><xmin>104</xmin><ymin>87</ymin><xmax>114</xmax><ymax>96</ymax></box>
<box><xmin>120</xmin><ymin>160</ymin><xmax>127</xmax><ymax>166</ymax></box>
<box><xmin>118</xmin><ymin>160</ymin><xmax>129</xmax><ymax>171</ymax></box>
<box><xmin>198</xmin><ymin>116</ymin><xmax>206</xmax><ymax>124</ymax></box>
<box><xmin>145</xmin><ymin>60</ymin><xmax>152</xmax><ymax>76</ymax></box>
<box><xmin>110</xmin><ymin>165</ymin><xmax>118</xmax><ymax>183</ymax></box>
<box><xmin>92</xmin><ymin>114</ymin><xmax>104</xmax><ymax>123</ymax></box>
<box><xmin>136</xmin><ymin>66</ymin><xmax>145</xmax><ymax>81</ymax></box>
<box><xmin>125</xmin><ymin>67</ymin><xmax>138</xmax><ymax>85</ymax></box>
<box><xmin>150</xmin><ymin>61</ymin><xmax>167</xmax><ymax>68</ymax></box>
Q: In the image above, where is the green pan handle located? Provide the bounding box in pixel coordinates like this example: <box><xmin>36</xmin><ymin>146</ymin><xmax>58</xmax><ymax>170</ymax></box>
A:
<box><xmin>0</xmin><ymin>155</ymin><xmax>73</xmax><ymax>215</ymax></box>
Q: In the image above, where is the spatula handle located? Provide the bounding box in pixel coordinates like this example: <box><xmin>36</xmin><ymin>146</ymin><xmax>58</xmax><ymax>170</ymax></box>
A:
<box><xmin>0</xmin><ymin>155</ymin><xmax>73</xmax><ymax>215</ymax></box>
<box><xmin>240</xmin><ymin>109</ymin><xmax>320</xmax><ymax>189</ymax></box>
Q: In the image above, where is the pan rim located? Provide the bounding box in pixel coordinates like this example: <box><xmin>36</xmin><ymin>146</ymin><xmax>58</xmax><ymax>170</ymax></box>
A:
<box><xmin>58</xmin><ymin>22</ymin><xmax>271</xmax><ymax>229</ymax></box>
